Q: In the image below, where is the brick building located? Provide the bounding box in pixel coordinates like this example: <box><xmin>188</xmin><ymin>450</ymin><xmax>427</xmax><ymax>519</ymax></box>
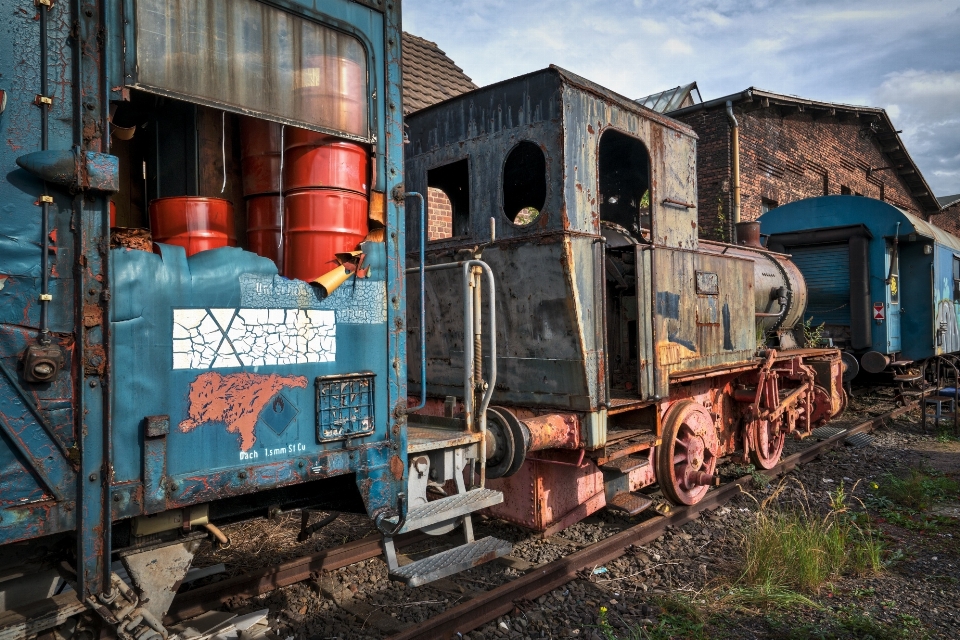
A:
<box><xmin>934</xmin><ymin>194</ymin><xmax>960</xmax><ymax>234</ymax></box>
<box><xmin>401</xmin><ymin>34</ymin><xmax>477</xmax><ymax>240</ymax></box>
<box><xmin>638</xmin><ymin>86</ymin><xmax>943</xmax><ymax>242</ymax></box>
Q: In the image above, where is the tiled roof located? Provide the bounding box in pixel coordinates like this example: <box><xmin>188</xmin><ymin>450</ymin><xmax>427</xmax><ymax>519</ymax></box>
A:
<box><xmin>402</xmin><ymin>33</ymin><xmax>478</xmax><ymax>115</ymax></box>
<box><xmin>635</xmin><ymin>82</ymin><xmax>702</xmax><ymax>114</ymax></box>
<box><xmin>937</xmin><ymin>194</ymin><xmax>960</xmax><ymax>208</ymax></box>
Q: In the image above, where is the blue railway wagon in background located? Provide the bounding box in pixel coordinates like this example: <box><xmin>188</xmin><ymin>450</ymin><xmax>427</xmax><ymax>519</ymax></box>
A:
<box><xmin>0</xmin><ymin>0</ymin><xmax>502</xmax><ymax>634</ymax></box>
<box><xmin>760</xmin><ymin>195</ymin><xmax>960</xmax><ymax>374</ymax></box>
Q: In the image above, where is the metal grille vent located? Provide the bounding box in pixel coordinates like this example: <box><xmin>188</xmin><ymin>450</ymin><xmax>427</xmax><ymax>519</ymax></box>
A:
<box><xmin>315</xmin><ymin>372</ymin><xmax>375</xmax><ymax>442</ymax></box>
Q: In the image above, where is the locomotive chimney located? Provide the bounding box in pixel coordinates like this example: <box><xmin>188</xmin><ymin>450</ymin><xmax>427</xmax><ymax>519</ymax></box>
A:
<box><xmin>736</xmin><ymin>221</ymin><xmax>763</xmax><ymax>248</ymax></box>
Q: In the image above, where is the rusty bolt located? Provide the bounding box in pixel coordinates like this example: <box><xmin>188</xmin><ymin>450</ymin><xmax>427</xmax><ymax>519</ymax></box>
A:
<box><xmin>113</xmin><ymin>493</ymin><xmax>120</xmax><ymax>502</ymax></box>
<box><xmin>168</xmin><ymin>481</ymin><xmax>179</xmax><ymax>492</ymax></box>
<box><xmin>89</xmin><ymin>379</ymin><xmax>97</xmax><ymax>387</ymax></box>
<box><xmin>298</xmin><ymin>461</ymin><xmax>305</xmax><ymax>468</ymax></box>
<box><xmin>88</xmin><ymin>473</ymin><xmax>97</xmax><ymax>482</ymax></box>
<box><xmin>238</xmin><ymin>471</ymin><xmax>247</xmax><ymax>479</ymax></box>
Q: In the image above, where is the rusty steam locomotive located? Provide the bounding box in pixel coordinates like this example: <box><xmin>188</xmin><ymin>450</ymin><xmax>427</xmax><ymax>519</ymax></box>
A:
<box><xmin>405</xmin><ymin>67</ymin><xmax>847</xmax><ymax>533</ymax></box>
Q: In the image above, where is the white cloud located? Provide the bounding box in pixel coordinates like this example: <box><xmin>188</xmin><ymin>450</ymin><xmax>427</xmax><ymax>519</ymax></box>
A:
<box><xmin>404</xmin><ymin>0</ymin><xmax>960</xmax><ymax>194</ymax></box>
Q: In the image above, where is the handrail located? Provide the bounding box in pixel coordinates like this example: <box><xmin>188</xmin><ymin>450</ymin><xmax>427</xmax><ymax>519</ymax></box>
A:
<box><xmin>405</xmin><ymin>192</ymin><xmax>426</xmax><ymax>411</ymax></box>
<box><xmin>405</xmin><ymin>259</ymin><xmax>497</xmax><ymax>485</ymax></box>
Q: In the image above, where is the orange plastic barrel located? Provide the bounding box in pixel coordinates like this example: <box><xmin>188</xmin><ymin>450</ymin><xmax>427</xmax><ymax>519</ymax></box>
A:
<box><xmin>149</xmin><ymin>196</ymin><xmax>236</xmax><ymax>257</ymax></box>
<box><xmin>293</xmin><ymin>56</ymin><xmax>366</xmax><ymax>136</ymax></box>
<box><xmin>246</xmin><ymin>195</ymin><xmax>283</xmax><ymax>269</ymax></box>
<box><xmin>284</xmin><ymin>139</ymin><xmax>368</xmax><ymax>194</ymax></box>
<box><xmin>283</xmin><ymin>189</ymin><xmax>368</xmax><ymax>282</ymax></box>
<box><xmin>239</xmin><ymin>117</ymin><xmax>282</xmax><ymax>197</ymax></box>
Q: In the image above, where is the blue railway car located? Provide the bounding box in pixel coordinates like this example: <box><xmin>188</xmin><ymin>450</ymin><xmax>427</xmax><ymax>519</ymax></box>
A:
<box><xmin>760</xmin><ymin>195</ymin><xmax>960</xmax><ymax>373</ymax></box>
<box><xmin>0</xmin><ymin>0</ymin><xmax>503</xmax><ymax>633</ymax></box>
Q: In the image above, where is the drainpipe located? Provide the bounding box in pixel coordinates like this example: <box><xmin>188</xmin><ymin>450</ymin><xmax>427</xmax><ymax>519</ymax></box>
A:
<box><xmin>725</xmin><ymin>100</ymin><xmax>741</xmax><ymax>243</ymax></box>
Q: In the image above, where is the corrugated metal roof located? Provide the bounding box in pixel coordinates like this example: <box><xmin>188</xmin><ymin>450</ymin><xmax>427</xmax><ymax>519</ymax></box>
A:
<box><xmin>635</xmin><ymin>82</ymin><xmax>702</xmax><ymax>114</ymax></box>
<box><xmin>902</xmin><ymin>208</ymin><xmax>960</xmax><ymax>252</ymax></box>
<box><xmin>401</xmin><ymin>33</ymin><xmax>478</xmax><ymax>115</ymax></box>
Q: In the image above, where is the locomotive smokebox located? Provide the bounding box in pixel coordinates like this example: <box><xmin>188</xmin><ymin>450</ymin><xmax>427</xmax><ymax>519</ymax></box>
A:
<box><xmin>701</xmin><ymin>239</ymin><xmax>808</xmax><ymax>337</ymax></box>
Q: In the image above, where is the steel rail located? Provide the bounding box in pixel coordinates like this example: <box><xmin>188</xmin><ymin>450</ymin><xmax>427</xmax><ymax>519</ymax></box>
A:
<box><xmin>386</xmin><ymin>402</ymin><xmax>916</xmax><ymax>640</ymax></box>
<box><xmin>165</xmin><ymin>531</ymin><xmax>428</xmax><ymax>623</ymax></box>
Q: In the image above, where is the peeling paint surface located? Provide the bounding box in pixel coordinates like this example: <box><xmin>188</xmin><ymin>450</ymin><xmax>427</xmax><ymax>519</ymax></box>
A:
<box><xmin>172</xmin><ymin>308</ymin><xmax>336</xmax><ymax>369</ymax></box>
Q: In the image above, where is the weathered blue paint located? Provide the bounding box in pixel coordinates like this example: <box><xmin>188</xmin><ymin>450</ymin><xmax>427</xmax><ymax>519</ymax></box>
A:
<box><xmin>760</xmin><ymin>195</ymin><xmax>960</xmax><ymax>362</ymax></box>
<box><xmin>0</xmin><ymin>0</ymin><xmax>407</xmax><ymax>604</ymax></box>
<box><xmin>16</xmin><ymin>148</ymin><xmax>120</xmax><ymax>193</ymax></box>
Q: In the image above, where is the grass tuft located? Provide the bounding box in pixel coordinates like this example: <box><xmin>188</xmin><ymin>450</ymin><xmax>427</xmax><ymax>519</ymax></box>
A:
<box><xmin>739</xmin><ymin>482</ymin><xmax>882</xmax><ymax>593</ymax></box>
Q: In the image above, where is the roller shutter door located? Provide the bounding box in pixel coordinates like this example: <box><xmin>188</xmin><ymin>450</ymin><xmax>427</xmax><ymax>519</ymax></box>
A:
<box><xmin>789</xmin><ymin>244</ymin><xmax>851</xmax><ymax>326</ymax></box>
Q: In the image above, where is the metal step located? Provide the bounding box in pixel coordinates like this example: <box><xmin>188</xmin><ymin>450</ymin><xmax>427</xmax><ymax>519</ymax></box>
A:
<box><xmin>844</xmin><ymin>432</ymin><xmax>874</xmax><ymax>449</ymax></box>
<box><xmin>396</xmin><ymin>488</ymin><xmax>504</xmax><ymax>534</ymax></box>
<box><xmin>388</xmin><ymin>536</ymin><xmax>512</xmax><ymax>586</ymax></box>
<box><xmin>600</xmin><ymin>456</ymin><xmax>649</xmax><ymax>474</ymax></box>
<box><xmin>810</xmin><ymin>426</ymin><xmax>847</xmax><ymax>440</ymax></box>
<box><xmin>605</xmin><ymin>492</ymin><xmax>653</xmax><ymax>516</ymax></box>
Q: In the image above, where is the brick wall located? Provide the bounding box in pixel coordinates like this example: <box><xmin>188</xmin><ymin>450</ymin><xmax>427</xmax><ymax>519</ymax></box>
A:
<box><xmin>427</xmin><ymin>187</ymin><xmax>453</xmax><ymax>240</ymax></box>
<box><xmin>674</xmin><ymin>106</ymin><xmax>923</xmax><ymax>241</ymax></box>
<box><xmin>932</xmin><ymin>202</ymin><xmax>960</xmax><ymax>236</ymax></box>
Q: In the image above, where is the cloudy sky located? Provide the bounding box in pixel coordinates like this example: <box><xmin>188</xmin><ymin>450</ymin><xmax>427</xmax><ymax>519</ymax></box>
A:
<box><xmin>404</xmin><ymin>0</ymin><xmax>960</xmax><ymax>199</ymax></box>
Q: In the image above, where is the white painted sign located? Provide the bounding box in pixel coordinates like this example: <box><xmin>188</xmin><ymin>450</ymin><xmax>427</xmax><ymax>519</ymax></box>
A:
<box><xmin>172</xmin><ymin>308</ymin><xmax>335</xmax><ymax>369</ymax></box>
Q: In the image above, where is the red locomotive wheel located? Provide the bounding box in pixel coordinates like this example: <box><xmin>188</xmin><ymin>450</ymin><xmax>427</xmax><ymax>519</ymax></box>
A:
<box><xmin>747</xmin><ymin>417</ymin><xmax>785</xmax><ymax>470</ymax></box>
<box><xmin>656</xmin><ymin>400</ymin><xmax>720</xmax><ymax>505</ymax></box>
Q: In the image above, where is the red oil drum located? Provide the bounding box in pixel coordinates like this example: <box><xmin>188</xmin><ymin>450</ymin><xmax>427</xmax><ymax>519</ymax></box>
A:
<box><xmin>109</xmin><ymin>201</ymin><xmax>116</xmax><ymax>227</ymax></box>
<box><xmin>283</xmin><ymin>189</ymin><xmax>368</xmax><ymax>282</ymax></box>
<box><xmin>293</xmin><ymin>56</ymin><xmax>366</xmax><ymax>136</ymax></box>
<box><xmin>246</xmin><ymin>195</ymin><xmax>283</xmax><ymax>269</ymax></box>
<box><xmin>283</xmin><ymin>139</ymin><xmax>368</xmax><ymax>194</ymax></box>
<box><xmin>149</xmin><ymin>196</ymin><xmax>237</xmax><ymax>257</ymax></box>
<box><xmin>285</xmin><ymin>127</ymin><xmax>332</xmax><ymax>150</ymax></box>
<box><xmin>239</xmin><ymin>117</ymin><xmax>282</xmax><ymax>197</ymax></box>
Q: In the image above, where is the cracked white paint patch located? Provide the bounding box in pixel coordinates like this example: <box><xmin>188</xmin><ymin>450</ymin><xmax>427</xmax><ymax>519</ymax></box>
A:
<box><xmin>172</xmin><ymin>308</ymin><xmax>335</xmax><ymax>370</ymax></box>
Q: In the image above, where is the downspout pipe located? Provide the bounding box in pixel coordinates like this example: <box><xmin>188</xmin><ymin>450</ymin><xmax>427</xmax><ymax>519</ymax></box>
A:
<box><xmin>725</xmin><ymin>100</ymin><xmax>741</xmax><ymax>243</ymax></box>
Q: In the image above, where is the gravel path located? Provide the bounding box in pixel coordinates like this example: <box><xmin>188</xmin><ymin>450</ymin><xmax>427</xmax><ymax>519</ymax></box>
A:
<box><xmin>186</xmin><ymin>387</ymin><xmax>960</xmax><ymax>639</ymax></box>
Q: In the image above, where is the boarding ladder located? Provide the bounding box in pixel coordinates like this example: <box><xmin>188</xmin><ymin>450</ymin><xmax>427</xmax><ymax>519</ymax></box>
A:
<box><xmin>378</xmin><ymin>195</ymin><xmax>510</xmax><ymax>586</ymax></box>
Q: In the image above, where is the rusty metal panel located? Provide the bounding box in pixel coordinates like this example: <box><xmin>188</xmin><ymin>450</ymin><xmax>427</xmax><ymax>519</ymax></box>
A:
<box><xmin>649</xmin><ymin>248</ymin><xmax>755</xmax><ymax>385</ymax></box>
<box><xmin>409</xmin><ymin>237</ymin><xmax>592</xmax><ymax>410</ymax></box>
<box><xmin>635</xmin><ymin>246</ymin><xmax>656</xmax><ymax>399</ymax></box>
<box><xmin>559</xmin><ymin>78</ymin><xmax>699</xmax><ymax>247</ymax></box>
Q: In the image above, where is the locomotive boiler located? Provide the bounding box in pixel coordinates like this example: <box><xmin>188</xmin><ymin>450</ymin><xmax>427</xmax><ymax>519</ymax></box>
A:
<box><xmin>404</xmin><ymin>67</ymin><xmax>846</xmax><ymax>533</ymax></box>
<box><xmin>0</xmin><ymin>0</ymin><xmax>506</xmax><ymax>633</ymax></box>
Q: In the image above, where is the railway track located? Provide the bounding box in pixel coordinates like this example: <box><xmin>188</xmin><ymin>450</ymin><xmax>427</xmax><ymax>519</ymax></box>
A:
<box><xmin>167</xmin><ymin>402</ymin><xmax>916</xmax><ymax>638</ymax></box>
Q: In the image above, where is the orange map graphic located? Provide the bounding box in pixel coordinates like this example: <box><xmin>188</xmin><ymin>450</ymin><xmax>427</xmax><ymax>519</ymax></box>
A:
<box><xmin>179</xmin><ymin>372</ymin><xmax>308</xmax><ymax>451</ymax></box>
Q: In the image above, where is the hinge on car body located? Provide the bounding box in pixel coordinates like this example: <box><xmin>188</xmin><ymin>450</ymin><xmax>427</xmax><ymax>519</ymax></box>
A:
<box><xmin>34</xmin><ymin>94</ymin><xmax>53</xmax><ymax>107</ymax></box>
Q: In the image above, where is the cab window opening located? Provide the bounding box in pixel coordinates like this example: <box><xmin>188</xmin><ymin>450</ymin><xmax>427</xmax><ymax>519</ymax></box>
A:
<box><xmin>598</xmin><ymin>130</ymin><xmax>651</xmax><ymax>240</ymax></box>
<box><xmin>427</xmin><ymin>159</ymin><xmax>470</xmax><ymax>239</ymax></box>
<box><xmin>502</xmin><ymin>141</ymin><xmax>546</xmax><ymax>227</ymax></box>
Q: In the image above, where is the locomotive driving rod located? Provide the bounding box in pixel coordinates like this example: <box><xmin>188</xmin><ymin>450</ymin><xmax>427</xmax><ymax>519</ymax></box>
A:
<box><xmin>387</xmin><ymin>402</ymin><xmax>917</xmax><ymax>640</ymax></box>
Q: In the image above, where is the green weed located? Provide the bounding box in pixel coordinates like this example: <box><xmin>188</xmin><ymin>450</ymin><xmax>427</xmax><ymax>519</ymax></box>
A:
<box><xmin>739</xmin><ymin>483</ymin><xmax>882</xmax><ymax>593</ymax></box>
<box><xmin>866</xmin><ymin>466</ymin><xmax>959</xmax><ymax>531</ymax></box>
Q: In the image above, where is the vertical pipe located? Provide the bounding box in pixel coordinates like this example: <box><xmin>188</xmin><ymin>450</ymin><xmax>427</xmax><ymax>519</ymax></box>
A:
<box><xmin>38</xmin><ymin>2</ymin><xmax>50</xmax><ymax>345</ymax></box>
<box><xmin>473</xmin><ymin>266</ymin><xmax>482</xmax><ymax>388</ymax></box>
<box><xmin>725</xmin><ymin>101</ymin><xmax>740</xmax><ymax>242</ymax></box>
<box><xmin>405</xmin><ymin>192</ymin><xmax>426</xmax><ymax>411</ymax></box>
<box><xmin>463</xmin><ymin>263</ymin><xmax>475</xmax><ymax>432</ymax></box>
<box><xmin>99</xmin><ymin>0</ymin><xmax>113</xmax><ymax>596</ymax></box>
